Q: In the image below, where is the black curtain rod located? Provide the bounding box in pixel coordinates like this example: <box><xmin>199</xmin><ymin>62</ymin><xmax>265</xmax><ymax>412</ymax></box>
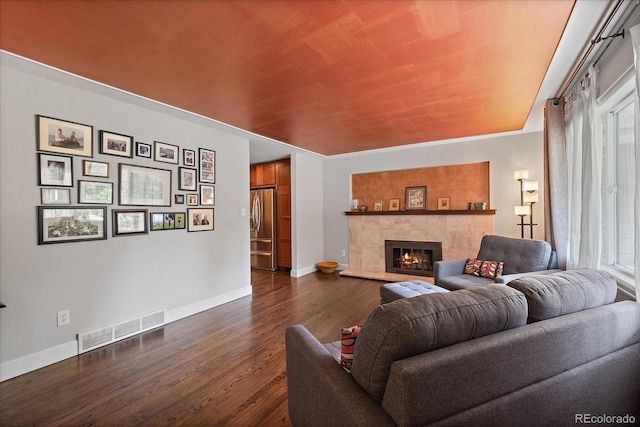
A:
<box><xmin>591</xmin><ymin>28</ymin><xmax>625</xmax><ymax>45</ymax></box>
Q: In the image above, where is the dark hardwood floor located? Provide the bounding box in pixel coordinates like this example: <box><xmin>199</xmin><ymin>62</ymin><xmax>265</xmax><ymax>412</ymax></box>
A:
<box><xmin>0</xmin><ymin>270</ymin><xmax>382</xmax><ymax>426</ymax></box>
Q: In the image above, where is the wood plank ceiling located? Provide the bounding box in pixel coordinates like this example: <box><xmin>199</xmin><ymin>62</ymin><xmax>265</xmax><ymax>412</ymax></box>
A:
<box><xmin>0</xmin><ymin>0</ymin><xmax>575</xmax><ymax>156</ymax></box>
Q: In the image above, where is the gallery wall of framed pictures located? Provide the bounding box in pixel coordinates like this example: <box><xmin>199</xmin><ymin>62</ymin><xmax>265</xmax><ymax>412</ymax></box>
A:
<box><xmin>34</xmin><ymin>114</ymin><xmax>217</xmax><ymax>244</ymax></box>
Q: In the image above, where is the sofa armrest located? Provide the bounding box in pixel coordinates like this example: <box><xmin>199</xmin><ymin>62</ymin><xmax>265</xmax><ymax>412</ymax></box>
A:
<box><xmin>434</xmin><ymin>259</ymin><xmax>467</xmax><ymax>284</ymax></box>
<box><xmin>285</xmin><ymin>325</ymin><xmax>394</xmax><ymax>427</ymax></box>
<box><xmin>494</xmin><ymin>269</ymin><xmax>563</xmax><ymax>284</ymax></box>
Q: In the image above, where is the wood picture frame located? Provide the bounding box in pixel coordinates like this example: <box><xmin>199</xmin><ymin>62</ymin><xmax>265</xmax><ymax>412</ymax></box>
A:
<box><xmin>187</xmin><ymin>194</ymin><xmax>198</xmax><ymax>206</ymax></box>
<box><xmin>113</xmin><ymin>209</ymin><xmax>149</xmax><ymax>236</ymax></box>
<box><xmin>198</xmin><ymin>148</ymin><xmax>216</xmax><ymax>183</ymax></box>
<box><xmin>389</xmin><ymin>198</ymin><xmax>400</xmax><ymax>211</ymax></box>
<box><xmin>437</xmin><ymin>197</ymin><xmax>451</xmax><ymax>210</ymax></box>
<box><xmin>36</xmin><ymin>115</ymin><xmax>93</xmax><ymax>157</ymax></box>
<box><xmin>40</xmin><ymin>188</ymin><xmax>71</xmax><ymax>205</ymax></box>
<box><xmin>374</xmin><ymin>201</ymin><xmax>383</xmax><ymax>211</ymax></box>
<box><xmin>178</xmin><ymin>167</ymin><xmax>197</xmax><ymax>191</ymax></box>
<box><xmin>99</xmin><ymin>130</ymin><xmax>134</xmax><ymax>158</ymax></box>
<box><xmin>37</xmin><ymin>206</ymin><xmax>107</xmax><ymax>244</ymax></box>
<box><xmin>200</xmin><ymin>184</ymin><xmax>215</xmax><ymax>206</ymax></box>
<box><xmin>154</xmin><ymin>141</ymin><xmax>179</xmax><ymax>164</ymax></box>
<box><xmin>82</xmin><ymin>160</ymin><xmax>110</xmax><ymax>178</ymax></box>
<box><xmin>118</xmin><ymin>163</ymin><xmax>172</xmax><ymax>206</ymax></box>
<box><xmin>38</xmin><ymin>153</ymin><xmax>73</xmax><ymax>187</ymax></box>
<box><xmin>187</xmin><ymin>208</ymin><xmax>214</xmax><ymax>232</ymax></box>
<box><xmin>136</xmin><ymin>142</ymin><xmax>152</xmax><ymax>158</ymax></box>
<box><xmin>405</xmin><ymin>186</ymin><xmax>427</xmax><ymax>210</ymax></box>
<box><xmin>78</xmin><ymin>180</ymin><xmax>113</xmax><ymax>204</ymax></box>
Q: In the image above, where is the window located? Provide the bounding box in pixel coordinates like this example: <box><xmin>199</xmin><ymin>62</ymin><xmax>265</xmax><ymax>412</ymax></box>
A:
<box><xmin>600</xmin><ymin>75</ymin><xmax>636</xmax><ymax>290</ymax></box>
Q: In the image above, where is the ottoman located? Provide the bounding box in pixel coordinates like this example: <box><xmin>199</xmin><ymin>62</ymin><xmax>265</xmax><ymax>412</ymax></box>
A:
<box><xmin>380</xmin><ymin>280</ymin><xmax>450</xmax><ymax>304</ymax></box>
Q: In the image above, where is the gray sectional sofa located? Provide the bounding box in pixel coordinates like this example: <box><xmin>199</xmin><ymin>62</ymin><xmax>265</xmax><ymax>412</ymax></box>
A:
<box><xmin>285</xmin><ymin>269</ymin><xmax>640</xmax><ymax>426</ymax></box>
<box><xmin>434</xmin><ymin>234</ymin><xmax>561</xmax><ymax>290</ymax></box>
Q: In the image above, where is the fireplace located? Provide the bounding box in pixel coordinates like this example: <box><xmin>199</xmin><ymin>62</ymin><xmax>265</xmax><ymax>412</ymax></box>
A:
<box><xmin>385</xmin><ymin>240</ymin><xmax>443</xmax><ymax>277</ymax></box>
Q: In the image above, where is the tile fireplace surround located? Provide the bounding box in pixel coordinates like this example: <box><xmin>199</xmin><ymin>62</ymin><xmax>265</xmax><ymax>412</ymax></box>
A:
<box><xmin>343</xmin><ymin>211</ymin><xmax>495</xmax><ymax>281</ymax></box>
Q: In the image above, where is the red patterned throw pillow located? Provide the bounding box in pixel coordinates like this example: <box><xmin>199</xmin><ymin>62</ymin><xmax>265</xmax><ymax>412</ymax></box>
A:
<box><xmin>479</xmin><ymin>261</ymin><xmax>504</xmax><ymax>279</ymax></box>
<box><xmin>464</xmin><ymin>258</ymin><xmax>483</xmax><ymax>275</ymax></box>
<box><xmin>340</xmin><ymin>325</ymin><xmax>362</xmax><ymax>373</ymax></box>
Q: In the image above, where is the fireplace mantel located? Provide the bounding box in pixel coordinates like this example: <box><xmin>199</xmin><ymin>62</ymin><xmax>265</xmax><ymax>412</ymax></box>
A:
<box><xmin>345</xmin><ymin>212</ymin><xmax>494</xmax><ymax>279</ymax></box>
<box><xmin>345</xmin><ymin>209</ymin><xmax>496</xmax><ymax>216</ymax></box>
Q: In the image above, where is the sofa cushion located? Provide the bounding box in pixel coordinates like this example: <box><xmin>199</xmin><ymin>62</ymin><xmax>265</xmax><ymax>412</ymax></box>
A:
<box><xmin>435</xmin><ymin>273</ymin><xmax>495</xmax><ymax>291</ymax></box>
<box><xmin>507</xmin><ymin>269</ymin><xmax>618</xmax><ymax>323</ymax></box>
<box><xmin>478</xmin><ymin>260</ymin><xmax>504</xmax><ymax>279</ymax></box>
<box><xmin>464</xmin><ymin>258</ymin><xmax>482</xmax><ymax>275</ymax></box>
<box><xmin>476</xmin><ymin>234</ymin><xmax>552</xmax><ymax>275</ymax></box>
<box><xmin>350</xmin><ymin>285</ymin><xmax>528</xmax><ymax>403</ymax></box>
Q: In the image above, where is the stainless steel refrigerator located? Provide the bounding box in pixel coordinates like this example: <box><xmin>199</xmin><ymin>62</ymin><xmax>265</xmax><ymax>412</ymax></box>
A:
<box><xmin>250</xmin><ymin>188</ymin><xmax>276</xmax><ymax>270</ymax></box>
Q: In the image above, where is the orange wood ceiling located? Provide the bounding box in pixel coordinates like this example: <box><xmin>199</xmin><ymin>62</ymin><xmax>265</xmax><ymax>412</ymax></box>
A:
<box><xmin>0</xmin><ymin>0</ymin><xmax>575</xmax><ymax>156</ymax></box>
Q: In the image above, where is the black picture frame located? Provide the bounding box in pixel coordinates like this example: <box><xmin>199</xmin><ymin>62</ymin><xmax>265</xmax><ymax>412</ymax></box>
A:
<box><xmin>183</xmin><ymin>149</ymin><xmax>196</xmax><ymax>167</ymax></box>
<box><xmin>113</xmin><ymin>209</ymin><xmax>149</xmax><ymax>236</ymax></box>
<box><xmin>37</xmin><ymin>206</ymin><xmax>107</xmax><ymax>245</ymax></box>
<box><xmin>99</xmin><ymin>130</ymin><xmax>134</xmax><ymax>158</ymax></box>
<box><xmin>198</xmin><ymin>148</ymin><xmax>216</xmax><ymax>183</ymax></box>
<box><xmin>154</xmin><ymin>141</ymin><xmax>179</xmax><ymax>164</ymax></box>
<box><xmin>136</xmin><ymin>142</ymin><xmax>152</xmax><ymax>158</ymax></box>
<box><xmin>118</xmin><ymin>163</ymin><xmax>172</xmax><ymax>206</ymax></box>
<box><xmin>178</xmin><ymin>167</ymin><xmax>197</xmax><ymax>191</ymax></box>
<box><xmin>38</xmin><ymin>153</ymin><xmax>73</xmax><ymax>187</ymax></box>
<box><xmin>150</xmin><ymin>212</ymin><xmax>186</xmax><ymax>231</ymax></box>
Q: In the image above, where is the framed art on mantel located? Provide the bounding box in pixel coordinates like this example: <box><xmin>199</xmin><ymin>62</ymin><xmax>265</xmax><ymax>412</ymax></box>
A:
<box><xmin>37</xmin><ymin>115</ymin><xmax>94</xmax><ymax>157</ymax></box>
<box><xmin>405</xmin><ymin>186</ymin><xmax>427</xmax><ymax>210</ymax></box>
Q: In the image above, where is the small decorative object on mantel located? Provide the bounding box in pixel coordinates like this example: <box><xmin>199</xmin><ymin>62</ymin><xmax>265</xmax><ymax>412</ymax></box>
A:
<box><xmin>474</xmin><ymin>202</ymin><xmax>487</xmax><ymax>211</ymax></box>
<box><xmin>437</xmin><ymin>197</ymin><xmax>451</xmax><ymax>210</ymax></box>
<box><xmin>351</xmin><ymin>199</ymin><xmax>359</xmax><ymax>211</ymax></box>
<box><xmin>405</xmin><ymin>186</ymin><xmax>427</xmax><ymax>210</ymax></box>
<box><xmin>316</xmin><ymin>261</ymin><xmax>338</xmax><ymax>274</ymax></box>
<box><xmin>374</xmin><ymin>201</ymin><xmax>383</xmax><ymax>211</ymax></box>
<box><xmin>357</xmin><ymin>205</ymin><xmax>368</xmax><ymax>212</ymax></box>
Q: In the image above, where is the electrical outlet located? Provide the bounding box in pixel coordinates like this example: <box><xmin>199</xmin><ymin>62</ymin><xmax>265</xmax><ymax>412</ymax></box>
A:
<box><xmin>341</xmin><ymin>250</ymin><xmax>346</xmax><ymax>257</ymax></box>
<box><xmin>57</xmin><ymin>310</ymin><xmax>70</xmax><ymax>327</ymax></box>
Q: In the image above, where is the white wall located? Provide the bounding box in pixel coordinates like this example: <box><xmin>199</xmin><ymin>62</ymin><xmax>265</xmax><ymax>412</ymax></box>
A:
<box><xmin>290</xmin><ymin>152</ymin><xmax>325</xmax><ymax>277</ymax></box>
<box><xmin>0</xmin><ymin>54</ymin><xmax>252</xmax><ymax>380</ymax></box>
<box><xmin>322</xmin><ymin>132</ymin><xmax>546</xmax><ymax>265</ymax></box>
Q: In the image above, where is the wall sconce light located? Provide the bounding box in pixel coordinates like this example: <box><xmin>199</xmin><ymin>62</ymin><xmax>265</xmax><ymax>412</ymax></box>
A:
<box><xmin>514</xmin><ymin>171</ymin><xmax>538</xmax><ymax>238</ymax></box>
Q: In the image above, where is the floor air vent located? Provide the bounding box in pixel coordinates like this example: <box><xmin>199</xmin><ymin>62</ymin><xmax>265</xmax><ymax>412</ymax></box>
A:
<box><xmin>78</xmin><ymin>310</ymin><xmax>165</xmax><ymax>353</ymax></box>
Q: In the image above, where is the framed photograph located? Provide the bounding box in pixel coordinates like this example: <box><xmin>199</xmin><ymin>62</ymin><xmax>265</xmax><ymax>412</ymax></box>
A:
<box><xmin>99</xmin><ymin>130</ymin><xmax>133</xmax><ymax>158</ymax></box>
<box><xmin>154</xmin><ymin>141</ymin><xmax>179</xmax><ymax>164</ymax></box>
<box><xmin>199</xmin><ymin>148</ymin><xmax>216</xmax><ymax>183</ymax></box>
<box><xmin>179</xmin><ymin>167</ymin><xmax>197</xmax><ymax>191</ymax></box>
<box><xmin>150</xmin><ymin>212</ymin><xmax>186</xmax><ymax>231</ymax></box>
<box><xmin>119</xmin><ymin>163</ymin><xmax>172</xmax><ymax>206</ymax></box>
<box><xmin>437</xmin><ymin>197</ymin><xmax>451</xmax><ymax>211</ymax></box>
<box><xmin>83</xmin><ymin>160</ymin><xmax>110</xmax><ymax>178</ymax></box>
<box><xmin>374</xmin><ymin>201</ymin><xmax>383</xmax><ymax>211</ymax></box>
<box><xmin>188</xmin><ymin>208</ymin><xmax>214</xmax><ymax>232</ymax></box>
<box><xmin>38</xmin><ymin>153</ymin><xmax>73</xmax><ymax>187</ymax></box>
<box><xmin>405</xmin><ymin>186</ymin><xmax>427</xmax><ymax>210</ymax></box>
<box><xmin>389</xmin><ymin>198</ymin><xmax>400</xmax><ymax>211</ymax></box>
<box><xmin>183</xmin><ymin>149</ymin><xmax>196</xmax><ymax>167</ymax></box>
<box><xmin>78</xmin><ymin>180</ymin><xmax>113</xmax><ymax>204</ymax></box>
<box><xmin>175</xmin><ymin>194</ymin><xmax>185</xmax><ymax>204</ymax></box>
<box><xmin>40</xmin><ymin>188</ymin><xmax>71</xmax><ymax>205</ymax></box>
<box><xmin>136</xmin><ymin>142</ymin><xmax>152</xmax><ymax>158</ymax></box>
<box><xmin>36</xmin><ymin>115</ymin><xmax>93</xmax><ymax>157</ymax></box>
<box><xmin>113</xmin><ymin>209</ymin><xmax>148</xmax><ymax>236</ymax></box>
<box><xmin>187</xmin><ymin>194</ymin><xmax>198</xmax><ymax>206</ymax></box>
<box><xmin>37</xmin><ymin>206</ymin><xmax>107</xmax><ymax>244</ymax></box>
<box><xmin>200</xmin><ymin>184</ymin><xmax>215</xmax><ymax>206</ymax></box>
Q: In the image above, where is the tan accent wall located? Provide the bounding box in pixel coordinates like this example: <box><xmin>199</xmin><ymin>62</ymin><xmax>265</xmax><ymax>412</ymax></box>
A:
<box><xmin>351</xmin><ymin>161</ymin><xmax>490</xmax><ymax>211</ymax></box>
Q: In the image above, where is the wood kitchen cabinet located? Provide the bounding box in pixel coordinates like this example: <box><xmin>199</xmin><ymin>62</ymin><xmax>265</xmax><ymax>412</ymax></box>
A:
<box><xmin>275</xmin><ymin>158</ymin><xmax>291</xmax><ymax>269</ymax></box>
<box><xmin>250</xmin><ymin>162</ymin><xmax>276</xmax><ymax>188</ymax></box>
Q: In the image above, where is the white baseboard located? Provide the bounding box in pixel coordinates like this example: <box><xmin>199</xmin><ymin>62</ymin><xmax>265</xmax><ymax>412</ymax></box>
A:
<box><xmin>0</xmin><ymin>340</ymin><xmax>77</xmax><ymax>382</ymax></box>
<box><xmin>290</xmin><ymin>263</ymin><xmax>348</xmax><ymax>278</ymax></box>
<box><xmin>0</xmin><ymin>285</ymin><xmax>252</xmax><ymax>382</ymax></box>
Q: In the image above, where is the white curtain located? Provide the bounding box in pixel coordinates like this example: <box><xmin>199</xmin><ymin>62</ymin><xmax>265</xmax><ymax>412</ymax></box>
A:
<box><xmin>629</xmin><ymin>25</ymin><xmax>640</xmax><ymax>301</ymax></box>
<box><xmin>564</xmin><ymin>65</ymin><xmax>602</xmax><ymax>270</ymax></box>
